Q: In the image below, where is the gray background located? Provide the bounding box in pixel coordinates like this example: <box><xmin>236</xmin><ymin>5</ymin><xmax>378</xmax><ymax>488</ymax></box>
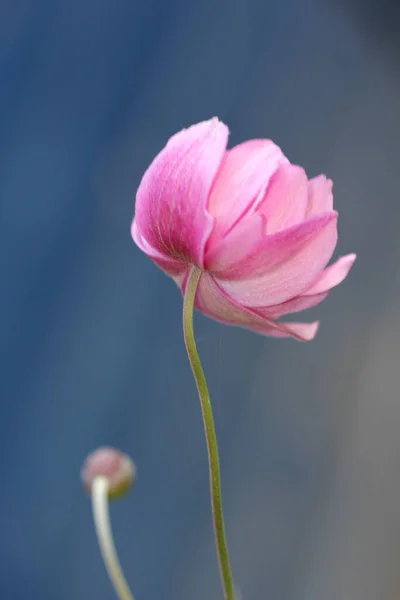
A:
<box><xmin>1</xmin><ymin>0</ymin><xmax>399</xmax><ymax>599</ymax></box>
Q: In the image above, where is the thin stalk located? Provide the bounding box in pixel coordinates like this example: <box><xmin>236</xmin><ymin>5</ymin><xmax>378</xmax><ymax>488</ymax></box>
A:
<box><xmin>92</xmin><ymin>476</ymin><xmax>135</xmax><ymax>600</ymax></box>
<box><xmin>182</xmin><ymin>266</ymin><xmax>235</xmax><ymax>600</ymax></box>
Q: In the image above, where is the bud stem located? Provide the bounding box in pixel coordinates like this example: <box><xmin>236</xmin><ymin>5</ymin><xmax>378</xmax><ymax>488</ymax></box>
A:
<box><xmin>182</xmin><ymin>266</ymin><xmax>235</xmax><ymax>600</ymax></box>
<box><xmin>92</xmin><ymin>476</ymin><xmax>135</xmax><ymax>600</ymax></box>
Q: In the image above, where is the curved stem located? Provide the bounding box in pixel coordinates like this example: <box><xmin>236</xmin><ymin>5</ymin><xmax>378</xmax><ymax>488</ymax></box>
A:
<box><xmin>92</xmin><ymin>477</ymin><xmax>135</xmax><ymax>600</ymax></box>
<box><xmin>182</xmin><ymin>266</ymin><xmax>235</xmax><ymax>600</ymax></box>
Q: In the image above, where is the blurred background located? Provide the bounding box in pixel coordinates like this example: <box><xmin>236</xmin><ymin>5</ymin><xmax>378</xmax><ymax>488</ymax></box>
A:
<box><xmin>1</xmin><ymin>0</ymin><xmax>399</xmax><ymax>598</ymax></box>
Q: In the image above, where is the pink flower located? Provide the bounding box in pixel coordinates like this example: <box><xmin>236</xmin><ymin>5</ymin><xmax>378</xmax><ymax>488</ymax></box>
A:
<box><xmin>132</xmin><ymin>118</ymin><xmax>355</xmax><ymax>341</ymax></box>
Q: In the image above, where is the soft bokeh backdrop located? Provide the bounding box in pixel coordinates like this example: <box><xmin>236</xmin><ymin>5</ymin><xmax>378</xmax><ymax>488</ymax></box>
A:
<box><xmin>1</xmin><ymin>0</ymin><xmax>399</xmax><ymax>599</ymax></box>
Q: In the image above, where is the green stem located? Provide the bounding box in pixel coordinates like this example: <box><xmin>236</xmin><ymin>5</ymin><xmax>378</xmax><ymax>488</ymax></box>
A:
<box><xmin>182</xmin><ymin>266</ymin><xmax>235</xmax><ymax>600</ymax></box>
<box><xmin>92</xmin><ymin>477</ymin><xmax>135</xmax><ymax>600</ymax></box>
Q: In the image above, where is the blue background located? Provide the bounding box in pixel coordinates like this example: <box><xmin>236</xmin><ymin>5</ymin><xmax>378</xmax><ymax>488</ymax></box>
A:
<box><xmin>1</xmin><ymin>1</ymin><xmax>400</xmax><ymax>599</ymax></box>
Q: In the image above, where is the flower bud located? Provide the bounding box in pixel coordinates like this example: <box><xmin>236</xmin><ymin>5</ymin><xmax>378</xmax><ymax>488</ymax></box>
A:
<box><xmin>81</xmin><ymin>447</ymin><xmax>136</xmax><ymax>500</ymax></box>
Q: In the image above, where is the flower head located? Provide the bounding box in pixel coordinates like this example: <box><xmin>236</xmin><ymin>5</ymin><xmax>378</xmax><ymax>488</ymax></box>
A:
<box><xmin>132</xmin><ymin>118</ymin><xmax>355</xmax><ymax>341</ymax></box>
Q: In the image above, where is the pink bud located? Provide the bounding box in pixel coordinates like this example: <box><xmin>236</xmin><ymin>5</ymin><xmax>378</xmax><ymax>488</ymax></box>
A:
<box><xmin>81</xmin><ymin>447</ymin><xmax>136</xmax><ymax>500</ymax></box>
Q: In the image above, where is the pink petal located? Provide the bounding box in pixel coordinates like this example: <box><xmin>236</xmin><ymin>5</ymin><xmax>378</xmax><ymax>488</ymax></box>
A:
<box><xmin>206</xmin><ymin>139</ymin><xmax>288</xmax><ymax>247</ymax></box>
<box><xmin>259</xmin><ymin>254</ymin><xmax>356</xmax><ymax>317</ymax></box>
<box><xmin>172</xmin><ymin>268</ymin><xmax>190</xmax><ymax>289</ymax></box>
<box><xmin>306</xmin><ymin>175</ymin><xmax>333</xmax><ymax>216</ymax></box>
<box><xmin>257</xmin><ymin>164</ymin><xmax>309</xmax><ymax>233</ymax></box>
<box><xmin>133</xmin><ymin>118</ymin><xmax>229</xmax><ymax>268</ymax></box>
<box><xmin>131</xmin><ymin>219</ymin><xmax>187</xmax><ymax>276</ymax></box>
<box><xmin>303</xmin><ymin>253</ymin><xmax>356</xmax><ymax>295</ymax></box>
<box><xmin>259</xmin><ymin>320</ymin><xmax>320</xmax><ymax>341</ymax></box>
<box><xmin>205</xmin><ymin>212</ymin><xmax>265</xmax><ymax>272</ymax></box>
<box><xmin>181</xmin><ymin>273</ymin><xmax>318</xmax><ymax>341</ymax></box>
<box><xmin>258</xmin><ymin>291</ymin><xmax>329</xmax><ymax>319</ymax></box>
<box><xmin>208</xmin><ymin>212</ymin><xmax>338</xmax><ymax>307</ymax></box>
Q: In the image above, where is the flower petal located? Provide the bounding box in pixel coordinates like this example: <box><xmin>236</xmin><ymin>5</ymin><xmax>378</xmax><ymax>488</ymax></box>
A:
<box><xmin>206</xmin><ymin>139</ymin><xmax>288</xmax><ymax>246</ymax></box>
<box><xmin>205</xmin><ymin>212</ymin><xmax>265</xmax><ymax>273</ymax></box>
<box><xmin>131</xmin><ymin>219</ymin><xmax>187</xmax><ymax>276</ymax></box>
<box><xmin>258</xmin><ymin>291</ymin><xmax>328</xmax><ymax>319</ymax></box>
<box><xmin>134</xmin><ymin>118</ymin><xmax>229</xmax><ymax>267</ymax></box>
<box><xmin>182</xmin><ymin>273</ymin><xmax>318</xmax><ymax>341</ymax></box>
<box><xmin>260</xmin><ymin>254</ymin><xmax>356</xmax><ymax>317</ymax></box>
<box><xmin>208</xmin><ymin>212</ymin><xmax>338</xmax><ymax>307</ymax></box>
<box><xmin>258</xmin><ymin>164</ymin><xmax>309</xmax><ymax>233</ymax></box>
<box><xmin>306</xmin><ymin>175</ymin><xmax>333</xmax><ymax>216</ymax></box>
<box><xmin>258</xmin><ymin>320</ymin><xmax>320</xmax><ymax>341</ymax></box>
<box><xmin>303</xmin><ymin>253</ymin><xmax>356</xmax><ymax>295</ymax></box>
